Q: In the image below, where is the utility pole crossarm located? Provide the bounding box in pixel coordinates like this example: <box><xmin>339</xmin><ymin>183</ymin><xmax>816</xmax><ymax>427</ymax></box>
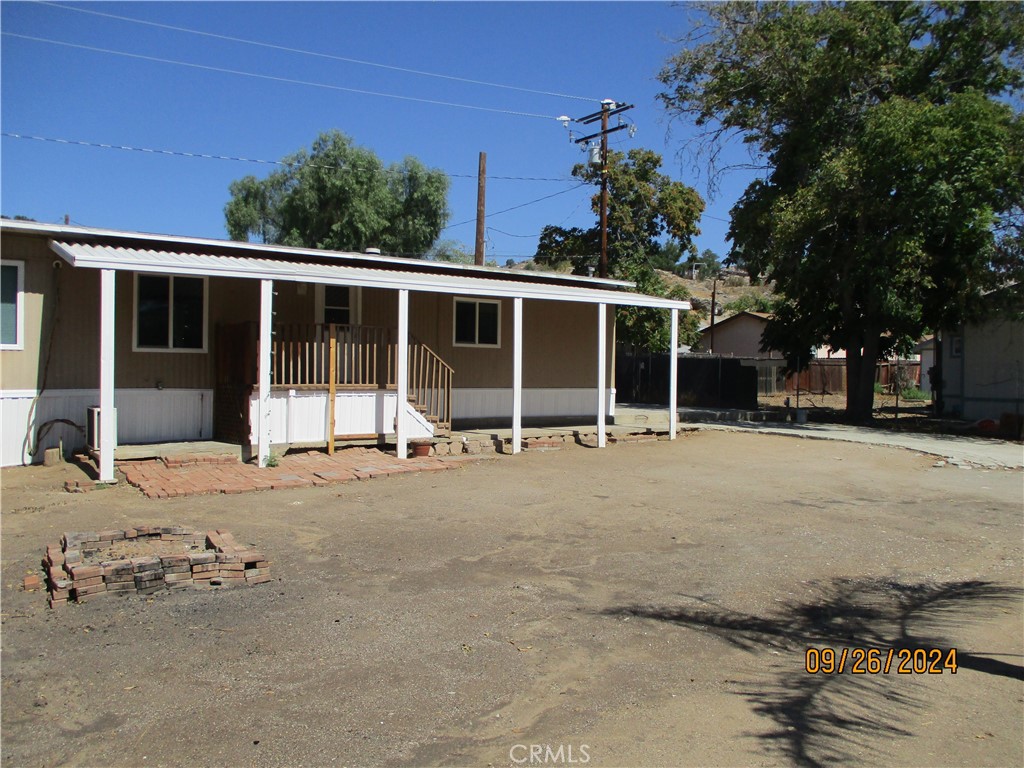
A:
<box><xmin>570</xmin><ymin>101</ymin><xmax>633</xmax><ymax>279</ymax></box>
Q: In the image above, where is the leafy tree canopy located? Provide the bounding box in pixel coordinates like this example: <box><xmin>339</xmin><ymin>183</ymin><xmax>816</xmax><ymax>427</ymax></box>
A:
<box><xmin>659</xmin><ymin>1</ymin><xmax>1024</xmax><ymax>420</ymax></box>
<box><xmin>225</xmin><ymin>130</ymin><xmax>450</xmax><ymax>255</ymax></box>
<box><xmin>535</xmin><ymin>148</ymin><xmax>705</xmax><ymax>350</ymax></box>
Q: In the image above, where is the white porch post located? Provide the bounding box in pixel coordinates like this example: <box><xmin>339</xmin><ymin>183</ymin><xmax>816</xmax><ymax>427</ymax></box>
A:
<box><xmin>511</xmin><ymin>297</ymin><xmax>523</xmax><ymax>454</ymax></box>
<box><xmin>597</xmin><ymin>303</ymin><xmax>607</xmax><ymax>448</ymax></box>
<box><xmin>257</xmin><ymin>279</ymin><xmax>273</xmax><ymax>468</ymax></box>
<box><xmin>98</xmin><ymin>269</ymin><xmax>116</xmax><ymax>482</ymax></box>
<box><xmin>669</xmin><ymin>307</ymin><xmax>679</xmax><ymax>439</ymax></box>
<box><xmin>396</xmin><ymin>289</ymin><xmax>409</xmax><ymax>458</ymax></box>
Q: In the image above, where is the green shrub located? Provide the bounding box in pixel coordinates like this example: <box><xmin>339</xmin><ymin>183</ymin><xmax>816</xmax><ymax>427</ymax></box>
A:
<box><xmin>900</xmin><ymin>387</ymin><xmax>929</xmax><ymax>401</ymax></box>
<box><xmin>873</xmin><ymin>382</ymin><xmax>885</xmax><ymax>394</ymax></box>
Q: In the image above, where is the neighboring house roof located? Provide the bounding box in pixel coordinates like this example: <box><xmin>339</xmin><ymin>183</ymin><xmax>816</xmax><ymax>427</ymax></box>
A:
<box><xmin>697</xmin><ymin>310</ymin><xmax>770</xmax><ymax>336</ymax></box>
<box><xmin>913</xmin><ymin>335</ymin><xmax>935</xmax><ymax>354</ymax></box>
<box><xmin>3</xmin><ymin>220</ymin><xmax>690</xmax><ymax>310</ymax></box>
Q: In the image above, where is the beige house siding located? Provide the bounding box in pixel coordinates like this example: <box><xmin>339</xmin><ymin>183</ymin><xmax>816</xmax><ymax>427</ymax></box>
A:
<box><xmin>696</xmin><ymin>313</ymin><xmax>782</xmax><ymax>359</ymax></box>
<box><xmin>1</xmin><ymin>233</ymin><xmax>70</xmax><ymax>391</ymax></box>
<box><xmin>1</xmin><ymin>229</ymin><xmax>615</xmax><ymax>394</ymax></box>
<box><xmin>0</xmin><ymin>232</ymin><xmax>257</xmax><ymax>391</ymax></box>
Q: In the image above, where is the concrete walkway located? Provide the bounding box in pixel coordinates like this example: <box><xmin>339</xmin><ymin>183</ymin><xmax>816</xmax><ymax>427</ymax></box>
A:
<box><xmin>698</xmin><ymin>421</ymin><xmax>1024</xmax><ymax>469</ymax></box>
<box><xmin>614</xmin><ymin>404</ymin><xmax>1023</xmax><ymax>469</ymax></box>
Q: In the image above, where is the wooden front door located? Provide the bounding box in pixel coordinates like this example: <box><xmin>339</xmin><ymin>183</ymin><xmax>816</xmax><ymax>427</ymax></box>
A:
<box><xmin>213</xmin><ymin>321</ymin><xmax>257</xmax><ymax>443</ymax></box>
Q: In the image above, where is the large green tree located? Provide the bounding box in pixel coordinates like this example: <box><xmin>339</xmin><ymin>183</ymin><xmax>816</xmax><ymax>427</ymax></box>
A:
<box><xmin>659</xmin><ymin>1</ymin><xmax>1024</xmax><ymax>420</ymax></box>
<box><xmin>535</xmin><ymin>148</ymin><xmax>705</xmax><ymax>350</ymax></box>
<box><xmin>225</xmin><ymin>130</ymin><xmax>450</xmax><ymax>254</ymax></box>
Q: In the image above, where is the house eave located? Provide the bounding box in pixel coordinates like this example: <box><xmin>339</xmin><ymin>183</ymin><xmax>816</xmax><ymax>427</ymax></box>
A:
<box><xmin>48</xmin><ymin>240</ymin><xmax>691</xmax><ymax>311</ymax></box>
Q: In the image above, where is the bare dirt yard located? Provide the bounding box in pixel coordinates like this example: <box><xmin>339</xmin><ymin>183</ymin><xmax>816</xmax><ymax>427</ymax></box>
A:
<box><xmin>2</xmin><ymin>431</ymin><xmax>1022</xmax><ymax>768</ymax></box>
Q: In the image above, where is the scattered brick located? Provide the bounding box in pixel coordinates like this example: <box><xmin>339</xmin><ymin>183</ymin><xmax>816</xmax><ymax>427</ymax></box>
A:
<box><xmin>71</xmin><ymin>583</ymin><xmax>106</xmax><ymax>597</ymax></box>
<box><xmin>68</xmin><ymin>564</ymin><xmax>103</xmax><ymax>581</ymax></box>
<box><xmin>22</xmin><ymin>574</ymin><xmax>42</xmax><ymax>591</ymax></box>
<box><xmin>39</xmin><ymin>525</ymin><xmax>273</xmax><ymax>606</ymax></box>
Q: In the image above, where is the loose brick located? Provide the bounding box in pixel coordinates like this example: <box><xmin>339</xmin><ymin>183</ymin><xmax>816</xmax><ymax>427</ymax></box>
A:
<box><xmin>136</xmin><ymin>584</ymin><xmax>165</xmax><ymax>595</ymax></box>
<box><xmin>71</xmin><ymin>575</ymin><xmax>104</xmax><ymax>589</ymax></box>
<box><xmin>216</xmin><ymin>553</ymin><xmax>241</xmax><ymax>564</ymax></box>
<box><xmin>192</xmin><ymin>563</ymin><xmax>220</xmax><ymax>574</ymax></box>
<box><xmin>239</xmin><ymin>551</ymin><xmax>265</xmax><ymax>564</ymax></box>
<box><xmin>106</xmin><ymin>582</ymin><xmax>136</xmax><ymax>592</ymax></box>
<box><xmin>131</xmin><ymin>557</ymin><xmax>162</xmax><ymax>573</ymax></box>
<box><xmin>22</xmin><ymin>574</ymin><xmax>42</xmax><ymax>591</ymax></box>
<box><xmin>98</xmin><ymin>530</ymin><xmax>126</xmax><ymax>541</ymax></box>
<box><xmin>69</xmin><ymin>564</ymin><xmax>103</xmax><ymax>581</ymax></box>
<box><xmin>103</xmin><ymin>573</ymin><xmax>135</xmax><ymax>584</ymax></box>
<box><xmin>244</xmin><ymin>568</ymin><xmax>271</xmax><ymax>579</ymax></box>
<box><xmin>218</xmin><ymin>563</ymin><xmax>245</xmax><ymax>572</ymax></box>
<box><xmin>72</xmin><ymin>582</ymin><xmax>106</xmax><ymax>597</ymax></box>
<box><xmin>188</xmin><ymin>552</ymin><xmax>217</xmax><ymax>566</ymax></box>
<box><xmin>164</xmin><ymin>572</ymin><xmax>193</xmax><ymax>583</ymax></box>
<box><xmin>159</xmin><ymin>555</ymin><xmax>190</xmax><ymax>568</ymax></box>
<box><xmin>49</xmin><ymin>596</ymin><xmax>69</xmax><ymax>608</ymax></box>
<box><xmin>64</xmin><ymin>550</ymin><xmax>82</xmax><ymax>565</ymax></box>
<box><xmin>101</xmin><ymin>561</ymin><xmax>134</xmax><ymax>577</ymax></box>
<box><xmin>62</xmin><ymin>532</ymin><xmax>94</xmax><ymax>548</ymax></box>
<box><xmin>245</xmin><ymin>574</ymin><xmax>273</xmax><ymax>585</ymax></box>
<box><xmin>192</xmin><ymin>572</ymin><xmax>218</xmax><ymax>581</ymax></box>
<box><xmin>163</xmin><ymin>565</ymin><xmax>191</xmax><ymax>574</ymax></box>
<box><xmin>134</xmin><ymin>570</ymin><xmax>165</xmax><ymax>585</ymax></box>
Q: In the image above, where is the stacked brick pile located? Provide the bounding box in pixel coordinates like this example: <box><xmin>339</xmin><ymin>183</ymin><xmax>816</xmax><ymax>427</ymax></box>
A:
<box><xmin>43</xmin><ymin>526</ymin><xmax>271</xmax><ymax>608</ymax></box>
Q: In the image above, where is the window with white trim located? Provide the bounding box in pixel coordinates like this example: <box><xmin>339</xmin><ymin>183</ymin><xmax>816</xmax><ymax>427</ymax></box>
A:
<box><xmin>0</xmin><ymin>260</ymin><xmax>25</xmax><ymax>350</ymax></box>
<box><xmin>453</xmin><ymin>297</ymin><xmax>500</xmax><ymax>347</ymax></box>
<box><xmin>324</xmin><ymin>285</ymin><xmax>352</xmax><ymax>324</ymax></box>
<box><xmin>314</xmin><ymin>284</ymin><xmax>359</xmax><ymax>325</ymax></box>
<box><xmin>133</xmin><ymin>274</ymin><xmax>207</xmax><ymax>351</ymax></box>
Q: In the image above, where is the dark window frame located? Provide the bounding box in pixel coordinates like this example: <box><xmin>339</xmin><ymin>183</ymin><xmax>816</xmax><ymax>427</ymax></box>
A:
<box><xmin>452</xmin><ymin>297</ymin><xmax>501</xmax><ymax>348</ymax></box>
<box><xmin>132</xmin><ymin>273</ymin><xmax>208</xmax><ymax>353</ymax></box>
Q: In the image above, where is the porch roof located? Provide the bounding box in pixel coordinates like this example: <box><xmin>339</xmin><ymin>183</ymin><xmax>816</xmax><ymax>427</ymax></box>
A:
<box><xmin>49</xmin><ymin>239</ymin><xmax>691</xmax><ymax>310</ymax></box>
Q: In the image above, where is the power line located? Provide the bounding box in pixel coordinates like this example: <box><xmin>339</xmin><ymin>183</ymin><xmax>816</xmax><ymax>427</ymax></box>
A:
<box><xmin>1</xmin><ymin>132</ymin><xmax>572</xmax><ymax>182</ymax></box>
<box><xmin>444</xmin><ymin>184</ymin><xmax>590</xmax><ymax>230</ymax></box>
<box><xmin>486</xmin><ymin>226</ymin><xmax>542</xmax><ymax>239</ymax></box>
<box><xmin>36</xmin><ymin>1</ymin><xmax>600</xmax><ymax>103</ymax></box>
<box><xmin>3</xmin><ymin>32</ymin><xmax>560</xmax><ymax>121</ymax></box>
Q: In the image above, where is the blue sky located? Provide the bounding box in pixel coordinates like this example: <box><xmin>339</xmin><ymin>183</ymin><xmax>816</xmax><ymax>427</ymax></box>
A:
<box><xmin>2</xmin><ymin>1</ymin><xmax>758</xmax><ymax>263</ymax></box>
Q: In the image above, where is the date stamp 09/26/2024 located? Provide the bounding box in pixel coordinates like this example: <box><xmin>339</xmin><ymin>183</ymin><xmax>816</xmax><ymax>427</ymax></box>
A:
<box><xmin>805</xmin><ymin>647</ymin><xmax>959</xmax><ymax>675</ymax></box>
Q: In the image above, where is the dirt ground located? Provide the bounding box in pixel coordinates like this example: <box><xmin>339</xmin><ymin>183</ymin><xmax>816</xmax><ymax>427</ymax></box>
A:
<box><xmin>2</xmin><ymin>431</ymin><xmax>1022</xmax><ymax>768</ymax></box>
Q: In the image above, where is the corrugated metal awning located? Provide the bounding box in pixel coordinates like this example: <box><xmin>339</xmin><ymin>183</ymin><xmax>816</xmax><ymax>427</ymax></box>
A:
<box><xmin>49</xmin><ymin>241</ymin><xmax>691</xmax><ymax>310</ymax></box>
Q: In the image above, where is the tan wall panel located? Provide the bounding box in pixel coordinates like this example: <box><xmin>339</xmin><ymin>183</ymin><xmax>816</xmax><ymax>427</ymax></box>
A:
<box><xmin>0</xmin><ymin>234</ymin><xmax>84</xmax><ymax>391</ymax></box>
<box><xmin>406</xmin><ymin>294</ymin><xmax>611</xmax><ymax>390</ymax></box>
<box><xmin>0</xmin><ymin>231</ymin><xmax>612</xmax><ymax>395</ymax></box>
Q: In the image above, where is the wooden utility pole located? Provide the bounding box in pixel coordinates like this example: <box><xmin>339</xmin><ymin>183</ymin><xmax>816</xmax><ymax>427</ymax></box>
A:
<box><xmin>474</xmin><ymin>152</ymin><xmax>487</xmax><ymax>266</ymax></box>
<box><xmin>572</xmin><ymin>101</ymin><xmax>634</xmax><ymax>279</ymax></box>
<box><xmin>599</xmin><ymin>106</ymin><xmax>610</xmax><ymax>279</ymax></box>
<box><xmin>708</xmin><ymin>276</ymin><xmax>718</xmax><ymax>353</ymax></box>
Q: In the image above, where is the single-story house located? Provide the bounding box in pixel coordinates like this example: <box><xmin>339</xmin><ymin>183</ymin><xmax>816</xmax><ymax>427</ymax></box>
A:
<box><xmin>939</xmin><ymin>287</ymin><xmax>1023</xmax><ymax>422</ymax></box>
<box><xmin>0</xmin><ymin>220</ymin><xmax>689</xmax><ymax>480</ymax></box>
<box><xmin>693</xmin><ymin>311</ymin><xmax>782</xmax><ymax>358</ymax></box>
<box><xmin>693</xmin><ymin>311</ymin><xmax>846</xmax><ymax>360</ymax></box>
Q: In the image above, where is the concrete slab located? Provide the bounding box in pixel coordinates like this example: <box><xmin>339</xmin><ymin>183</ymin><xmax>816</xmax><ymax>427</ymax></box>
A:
<box><xmin>696</xmin><ymin>421</ymin><xmax>1024</xmax><ymax>469</ymax></box>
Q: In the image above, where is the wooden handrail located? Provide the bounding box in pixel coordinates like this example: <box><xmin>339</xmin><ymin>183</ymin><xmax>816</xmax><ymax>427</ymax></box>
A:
<box><xmin>270</xmin><ymin>323</ymin><xmax>452</xmax><ymax>436</ymax></box>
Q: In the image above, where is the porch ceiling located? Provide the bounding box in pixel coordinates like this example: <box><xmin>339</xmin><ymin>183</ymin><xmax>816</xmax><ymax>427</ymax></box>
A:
<box><xmin>49</xmin><ymin>240</ymin><xmax>690</xmax><ymax>311</ymax></box>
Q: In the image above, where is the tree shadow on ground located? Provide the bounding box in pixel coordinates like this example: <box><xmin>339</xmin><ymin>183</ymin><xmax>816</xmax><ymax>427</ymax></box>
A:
<box><xmin>602</xmin><ymin>578</ymin><xmax>1021</xmax><ymax>767</ymax></box>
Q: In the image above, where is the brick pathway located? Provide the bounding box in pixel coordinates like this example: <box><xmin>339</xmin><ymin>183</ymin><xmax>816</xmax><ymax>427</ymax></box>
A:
<box><xmin>116</xmin><ymin>447</ymin><xmax>458</xmax><ymax>499</ymax></box>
